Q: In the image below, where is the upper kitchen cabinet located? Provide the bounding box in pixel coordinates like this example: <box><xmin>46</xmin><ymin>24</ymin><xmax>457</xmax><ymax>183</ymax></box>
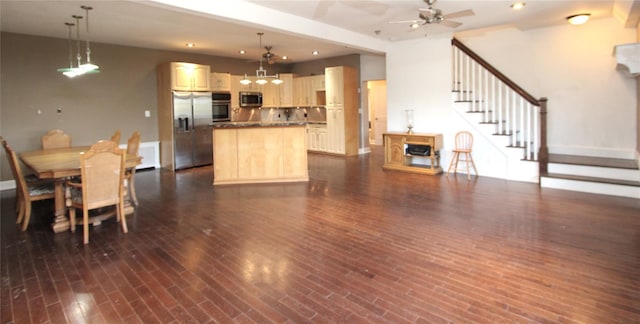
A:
<box><xmin>294</xmin><ymin>75</ymin><xmax>325</xmax><ymax>107</ymax></box>
<box><xmin>325</xmin><ymin>66</ymin><xmax>345</xmax><ymax>106</ymax></box>
<box><xmin>278</xmin><ymin>74</ymin><xmax>296</xmax><ymax>107</ymax></box>
<box><xmin>170</xmin><ymin>62</ymin><xmax>210</xmax><ymax>91</ymax></box>
<box><xmin>210</xmin><ymin>72</ymin><xmax>231</xmax><ymax>92</ymax></box>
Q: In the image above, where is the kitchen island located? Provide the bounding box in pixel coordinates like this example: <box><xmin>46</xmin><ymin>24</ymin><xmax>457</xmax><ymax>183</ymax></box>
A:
<box><xmin>212</xmin><ymin>121</ymin><xmax>308</xmax><ymax>185</ymax></box>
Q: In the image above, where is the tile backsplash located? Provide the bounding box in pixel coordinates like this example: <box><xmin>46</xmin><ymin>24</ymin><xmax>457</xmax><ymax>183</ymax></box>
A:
<box><xmin>234</xmin><ymin>107</ymin><xmax>326</xmax><ymax>122</ymax></box>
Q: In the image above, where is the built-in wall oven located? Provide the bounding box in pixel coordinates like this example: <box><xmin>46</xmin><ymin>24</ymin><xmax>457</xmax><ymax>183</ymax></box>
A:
<box><xmin>212</xmin><ymin>92</ymin><xmax>231</xmax><ymax>122</ymax></box>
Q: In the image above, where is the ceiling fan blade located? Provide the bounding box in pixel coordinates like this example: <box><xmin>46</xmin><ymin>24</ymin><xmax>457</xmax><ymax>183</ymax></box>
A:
<box><xmin>313</xmin><ymin>0</ymin><xmax>336</xmax><ymax>19</ymax></box>
<box><xmin>341</xmin><ymin>0</ymin><xmax>389</xmax><ymax>15</ymax></box>
<box><xmin>440</xmin><ymin>19</ymin><xmax>462</xmax><ymax>28</ymax></box>
<box><xmin>418</xmin><ymin>7</ymin><xmax>436</xmax><ymax>14</ymax></box>
<box><xmin>389</xmin><ymin>19</ymin><xmax>420</xmax><ymax>24</ymax></box>
<box><xmin>442</xmin><ymin>9</ymin><xmax>474</xmax><ymax>20</ymax></box>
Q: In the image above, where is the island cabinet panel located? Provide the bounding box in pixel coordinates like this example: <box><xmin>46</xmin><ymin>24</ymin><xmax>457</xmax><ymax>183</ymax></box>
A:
<box><xmin>212</xmin><ymin>129</ymin><xmax>238</xmax><ymax>181</ymax></box>
<box><xmin>283</xmin><ymin>127</ymin><xmax>308</xmax><ymax>177</ymax></box>
<box><xmin>213</xmin><ymin>125</ymin><xmax>308</xmax><ymax>185</ymax></box>
<box><xmin>237</xmin><ymin>128</ymin><xmax>284</xmax><ymax>179</ymax></box>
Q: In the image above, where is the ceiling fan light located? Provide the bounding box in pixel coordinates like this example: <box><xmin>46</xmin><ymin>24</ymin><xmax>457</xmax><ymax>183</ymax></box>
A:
<box><xmin>410</xmin><ymin>22</ymin><xmax>420</xmax><ymax>29</ymax></box>
<box><xmin>567</xmin><ymin>14</ymin><xmax>590</xmax><ymax>25</ymax></box>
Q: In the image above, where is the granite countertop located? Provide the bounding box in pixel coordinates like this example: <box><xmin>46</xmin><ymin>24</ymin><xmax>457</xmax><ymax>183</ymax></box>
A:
<box><xmin>211</xmin><ymin>121</ymin><xmax>308</xmax><ymax>128</ymax></box>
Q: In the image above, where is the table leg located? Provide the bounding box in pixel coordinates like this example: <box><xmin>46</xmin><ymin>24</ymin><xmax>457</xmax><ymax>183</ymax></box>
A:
<box><xmin>51</xmin><ymin>178</ymin><xmax>69</xmax><ymax>233</ymax></box>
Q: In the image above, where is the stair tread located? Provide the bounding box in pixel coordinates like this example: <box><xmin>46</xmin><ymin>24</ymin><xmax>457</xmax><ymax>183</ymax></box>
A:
<box><xmin>541</xmin><ymin>172</ymin><xmax>640</xmax><ymax>187</ymax></box>
<box><xmin>549</xmin><ymin>154</ymin><xmax>639</xmax><ymax>170</ymax></box>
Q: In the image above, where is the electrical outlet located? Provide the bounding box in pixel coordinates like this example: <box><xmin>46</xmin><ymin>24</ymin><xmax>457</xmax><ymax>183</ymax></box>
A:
<box><xmin>145</xmin><ymin>110</ymin><xmax>151</xmax><ymax>118</ymax></box>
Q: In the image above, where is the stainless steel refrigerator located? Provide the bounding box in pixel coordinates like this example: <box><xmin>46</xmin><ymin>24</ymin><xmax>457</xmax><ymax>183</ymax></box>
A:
<box><xmin>173</xmin><ymin>91</ymin><xmax>213</xmax><ymax>170</ymax></box>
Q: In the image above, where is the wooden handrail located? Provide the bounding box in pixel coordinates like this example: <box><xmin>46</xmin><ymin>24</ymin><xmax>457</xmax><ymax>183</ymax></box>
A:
<box><xmin>452</xmin><ymin>38</ymin><xmax>540</xmax><ymax>106</ymax></box>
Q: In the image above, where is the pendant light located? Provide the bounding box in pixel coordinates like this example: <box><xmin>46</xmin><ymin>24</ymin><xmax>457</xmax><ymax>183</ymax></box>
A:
<box><xmin>56</xmin><ymin>22</ymin><xmax>76</xmax><ymax>76</ymax></box>
<box><xmin>240</xmin><ymin>32</ymin><xmax>282</xmax><ymax>85</ymax></box>
<box><xmin>79</xmin><ymin>5</ymin><xmax>99</xmax><ymax>73</ymax></box>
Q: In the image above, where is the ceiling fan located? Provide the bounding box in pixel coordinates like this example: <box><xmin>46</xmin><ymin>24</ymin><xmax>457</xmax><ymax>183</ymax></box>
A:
<box><xmin>390</xmin><ymin>0</ymin><xmax>474</xmax><ymax>29</ymax></box>
<box><xmin>262</xmin><ymin>46</ymin><xmax>280</xmax><ymax>64</ymax></box>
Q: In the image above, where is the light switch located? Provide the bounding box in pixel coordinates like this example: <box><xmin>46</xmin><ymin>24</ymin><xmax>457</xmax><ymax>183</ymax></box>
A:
<box><xmin>145</xmin><ymin>110</ymin><xmax>151</xmax><ymax>117</ymax></box>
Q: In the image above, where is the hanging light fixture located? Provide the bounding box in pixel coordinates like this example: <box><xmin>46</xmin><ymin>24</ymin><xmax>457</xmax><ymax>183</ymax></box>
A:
<box><xmin>56</xmin><ymin>22</ymin><xmax>77</xmax><ymax>76</ymax></box>
<box><xmin>58</xmin><ymin>14</ymin><xmax>84</xmax><ymax>78</ymax></box>
<box><xmin>240</xmin><ymin>32</ymin><xmax>282</xmax><ymax>85</ymax></box>
<box><xmin>79</xmin><ymin>5</ymin><xmax>99</xmax><ymax>73</ymax></box>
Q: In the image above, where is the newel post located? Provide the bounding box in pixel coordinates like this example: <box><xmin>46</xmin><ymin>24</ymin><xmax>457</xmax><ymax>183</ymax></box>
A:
<box><xmin>538</xmin><ymin>97</ymin><xmax>549</xmax><ymax>177</ymax></box>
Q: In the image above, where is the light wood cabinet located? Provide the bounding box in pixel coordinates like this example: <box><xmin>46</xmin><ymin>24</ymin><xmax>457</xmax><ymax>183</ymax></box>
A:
<box><xmin>210</xmin><ymin>72</ymin><xmax>231</xmax><ymax>91</ymax></box>
<box><xmin>307</xmin><ymin>124</ymin><xmax>327</xmax><ymax>152</ymax></box>
<box><xmin>382</xmin><ymin>132</ymin><xmax>443</xmax><ymax>175</ymax></box>
<box><xmin>325</xmin><ymin>66</ymin><xmax>344</xmax><ymax>106</ymax></box>
<box><xmin>278</xmin><ymin>73</ymin><xmax>296</xmax><ymax>107</ymax></box>
<box><xmin>170</xmin><ymin>62</ymin><xmax>210</xmax><ymax>91</ymax></box>
<box><xmin>261</xmin><ymin>81</ymin><xmax>279</xmax><ymax>108</ymax></box>
<box><xmin>213</xmin><ymin>125</ymin><xmax>308</xmax><ymax>185</ymax></box>
<box><xmin>294</xmin><ymin>75</ymin><xmax>325</xmax><ymax>107</ymax></box>
<box><xmin>323</xmin><ymin>66</ymin><xmax>358</xmax><ymax>156</ymax></box>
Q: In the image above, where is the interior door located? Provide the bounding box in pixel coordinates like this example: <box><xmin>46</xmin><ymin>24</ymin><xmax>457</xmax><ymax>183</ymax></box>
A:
<box><xmin>368</xmin><ymin>80</ymin><xmax>387</xmax><ymax>146</ymax></box>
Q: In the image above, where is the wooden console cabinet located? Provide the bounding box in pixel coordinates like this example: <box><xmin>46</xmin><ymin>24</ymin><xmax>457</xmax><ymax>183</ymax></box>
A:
<box><xmin>383</xmin><ymin>132</ymin><xmax>443</xmax><ymax>175</ymax></box>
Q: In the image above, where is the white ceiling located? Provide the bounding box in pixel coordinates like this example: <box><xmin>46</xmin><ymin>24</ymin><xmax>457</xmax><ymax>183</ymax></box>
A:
<box><xmin>1</xmin><ymin>0</ymin><xmax>638</xmax><ymax>64</ymax></box>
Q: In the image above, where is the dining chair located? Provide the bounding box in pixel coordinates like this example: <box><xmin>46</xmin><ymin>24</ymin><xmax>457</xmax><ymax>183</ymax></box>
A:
<box><xmin>2</xmin><ymin>139</ymin><xmax>55</xmax><ymax>230</ymax></box>
<box><xmin>125</xmin><ymin>131</ymin><xmax>141</xmax><ymax>206</ymax></box>
<box><xmin>446</xmin><ymin>131</ymin><xmax>478</xmax><ymax>180</ymax></box>
<box><xmin>41</xmin><ymin>129</ymin><xmax>71</xmax><ymax>149</ymax></box>
<box><xmin>65</xmin><ymin>140</ymin><xmax>128</xmax><ymax>244</ymax></box>
<box><xmin>110</xmin><ymin>130</ymin><xmax>121</xmax><ymax>144</ymax></box>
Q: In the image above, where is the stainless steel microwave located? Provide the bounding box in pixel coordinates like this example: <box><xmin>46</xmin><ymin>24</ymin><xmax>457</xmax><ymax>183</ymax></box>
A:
<box><xmin>239</xmin><ymin>91</ymin><xmax>262</xmax><ymax>108</ymax></box>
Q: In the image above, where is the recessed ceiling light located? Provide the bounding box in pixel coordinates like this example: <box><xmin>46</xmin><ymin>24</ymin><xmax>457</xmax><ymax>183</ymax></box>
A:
<box><xmin>186</xmin><ymin>43</ymin><xmax>195</xmax><ymax>48</ymax></box>
<box><xmin>239</xmin><ymin>50</ymin><xmax>246</xmax><ymax>54</ymax></box>
<box><xmin>566</xmin><ymin>13</ymin><xmax>590</xmax><ymax>25</ymax></box>
<box><xmin>312</xmin><ymin>51</ymin><xmax>319</xmax><ymax>55</ymax></box>
<box><xmin>410</xmin><ymin>23</ymin><xmax>420</xmax><ymax>29</ymax></box>
<box><xmin>281</xmin><ymin>56</ymin><xmax>288</xmax><ymax>60</ymax></box>
<box><xmin>510</xmin><ymin>2</ymin><xmax>525</xmax><ymax>10</ymax></box>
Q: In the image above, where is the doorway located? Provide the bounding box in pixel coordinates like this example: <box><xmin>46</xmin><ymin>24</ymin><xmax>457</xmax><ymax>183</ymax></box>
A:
<box><xmin>367</xmin><ymin>80</ymin><xmax>387</xmax><ymax>146</ymax></box>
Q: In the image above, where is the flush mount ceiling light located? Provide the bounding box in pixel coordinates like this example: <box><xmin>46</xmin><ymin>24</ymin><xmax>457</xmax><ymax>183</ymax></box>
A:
<box><xmin>567</xmin><ymin>13</ymin><xmax>590</xmax><ymax>25</ymax></box>
<box><xmin>510</xmin><ymin>2</ymin><xmax>526</xmax><ymax>10</ymax></box>
<box><xmin>186</xmin><ymin>43</ymin><xmax>195</xmax><ymax>48</ymax></box>
<box><xmin>240</xmin><ymin>32</ymin><xmax>282</xmax><ymax>85</ymax></box>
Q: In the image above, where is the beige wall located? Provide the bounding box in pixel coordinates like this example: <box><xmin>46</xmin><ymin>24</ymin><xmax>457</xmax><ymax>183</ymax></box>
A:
<box><xmin>0</xmin><ymin>32</ymin><xmax>358</xmax><ymax>181</ymax></box>
<box><xmin>637</xmin><ymin>20</ymin><xmax>640</xmax><ymax>156</ymax></box>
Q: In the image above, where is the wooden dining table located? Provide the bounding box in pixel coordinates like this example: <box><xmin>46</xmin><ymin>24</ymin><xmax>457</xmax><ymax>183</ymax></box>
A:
<box><xmin>20</xmin><ymin>146</ymin><xmax>142</xmax><ymax>233</ymax></box>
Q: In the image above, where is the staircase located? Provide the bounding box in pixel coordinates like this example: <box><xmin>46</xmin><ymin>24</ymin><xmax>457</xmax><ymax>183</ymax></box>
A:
<box><xmin>451</xmin><ymin>38</ymin><xmax>546</xmax><ymax>183</ymax></box>
<box><xmin>452</xmin><ymin>38</ymin><xmax>640</xmax><ymax>198</ymax></box>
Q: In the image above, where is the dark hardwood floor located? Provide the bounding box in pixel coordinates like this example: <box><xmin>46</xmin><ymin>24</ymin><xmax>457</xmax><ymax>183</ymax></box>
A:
<box><xmin>2</xmin><ymin>147</ymin><xmax>639</xmax><ymax>323</ymax></box>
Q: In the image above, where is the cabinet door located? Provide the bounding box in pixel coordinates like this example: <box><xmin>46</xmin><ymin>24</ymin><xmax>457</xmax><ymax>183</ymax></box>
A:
<box><xmin>211</xmin><ymin>72</ymin><xmax>231</xmax><ymax>91</ymax></box>
<box><xmin>325</xmin><ymin>67</ymin><xmax>344</xmax><ymax>106</ymax></box>
<box><xmin>192</xmin><ymin>65</ymin><xmax>211</xmax><ymax>91</ymax></box>
<box><xmin>213</xmin><ymin>129</ymin><xmax>238</xmax><ymax>181</ymax></box>
<box><xmin>317</xmin><ymin>127</ymin><xmax>328</xmax><ymax>152</ymax></box>
<box><xmin>262</xmin><ymin>81</ymin><xmax>278</xmax><ymax>107</ymax></box>
<box><xmin>171</xmin><ymin>62</ymin><xmax>210</xmax><ymax>91</ymax></box>
<box><xmin>283</xmin><ymin>127</ymin><xmax>308</xmax><ymax>178</ymax></box>
<box><xmin>171</xmin><ymin>63</ymin><xmax>194</xmax><ymax>91</ymax></box>
<box><xmin>326</xmin><ymin>106</ymin><xmax>345</xmax><ymax>154</ymax></box>
<box><xmin>279</xmin><ymin>74</ymin><xmax>295</xmax><ymax>107</ymax></box>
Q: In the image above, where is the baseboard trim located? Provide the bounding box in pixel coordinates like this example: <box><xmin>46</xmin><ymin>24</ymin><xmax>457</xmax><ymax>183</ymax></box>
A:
<box><xmin>1</xmin><ymin>180</ymin><xmax>16</xmax><ymax>191</ymax></box>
